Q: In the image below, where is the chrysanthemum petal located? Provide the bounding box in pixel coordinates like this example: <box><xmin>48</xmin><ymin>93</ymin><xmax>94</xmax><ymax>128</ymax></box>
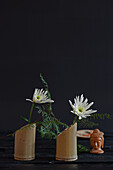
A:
<box><xmin>39</xmin><ymin>99</ymin><xmax>54</xmax><ymax>103</ymax></box>
<box><xmin>69</xmin><ymin>100</ymin><xmax>75</xmax><ymax>110</ymax></box>
<box><xmin>80</xmin><ymin>94</ymin><xmax>84</xmax><ymax>103</ymax></box>
<box><xmin>85</xmin><ymin>102</ymin><xmax>94</xmax><ymax>110</ymax></box>
<box><xmin>78</xmin><ymin>116</ymin><xmax>82</xmax><ymax>120</ymax></box>
<box><xmin>26</xmin><ymin>99</ymin><xmax>33</xmax><ymax>102</ymax></box>
<box><xmin>83</xmin><ymin>98</ymin><xmax>88</xmax><ymax>105</ymax></box>
<box><xmin>81</xmin><ymin>115</ymin><xmax>86</xmax><ymax>118</ymax></box>
<box><xmin>84</xmin><ymin>109</ymin><xmax>97</xmax><ymax>115</ymax></box>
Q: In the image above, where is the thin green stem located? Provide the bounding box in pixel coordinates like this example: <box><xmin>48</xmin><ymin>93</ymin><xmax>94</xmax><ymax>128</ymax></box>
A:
<box><xmin>73</xmin><ymin>116</ymin><xmax>77</xmax><ymax>124</ymax></box>
<box><xmin>28</xmin><ymin>102</ymin><xmax>35</xmax><ymax>124</ymax></box>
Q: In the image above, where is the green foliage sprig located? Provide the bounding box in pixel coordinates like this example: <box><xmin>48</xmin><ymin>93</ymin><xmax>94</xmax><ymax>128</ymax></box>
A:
<box><xmin>78</xmin><ymin>144</ymin><xmax>90</xmax><ymax>153</ymax></box>
<box><xmin>90</xmin><ymin>113</ymin><xmax>112</xmax><ymax>120</ymax></box>
<box><xmin>77</xmin><ymin>118</ymin><xmax>99</xmax><ymax>128</ymax></box>
<box><xmin>36</xmin><ymin>73</ymin><xmax>68</xmax><ymax>139</ymax></box>
<box><xmin>77</xmin><ymin>113</ymin><xmax>112</xmax><ymax>129</ymax></box>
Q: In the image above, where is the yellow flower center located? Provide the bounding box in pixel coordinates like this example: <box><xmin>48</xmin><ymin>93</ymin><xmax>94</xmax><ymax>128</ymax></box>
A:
<box><xmin>37</xmin><ymin>96</ymin><xmax>41</xmax><ymax>100</ymax></box>
<box><xmin>78</xmin><ymin>108</ymin><xmax>83</xmax><ymax>113</ymax></box>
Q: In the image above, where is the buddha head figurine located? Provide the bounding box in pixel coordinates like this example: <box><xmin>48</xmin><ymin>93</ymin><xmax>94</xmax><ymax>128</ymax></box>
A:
<box><xmin>90</xmin><ymin>129</ymin><xmax>104</xmax><ymax>154</ymax></box>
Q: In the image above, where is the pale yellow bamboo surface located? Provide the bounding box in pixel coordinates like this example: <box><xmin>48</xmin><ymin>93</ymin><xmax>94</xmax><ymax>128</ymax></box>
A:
<box><xmin>14</xmin><ymin>123</ymin><xmax>36</xmax><ymax>161</ymax></box>
<box><xmin>56</xmin><ymin>122</ymin><xmax>77</xmax><ymax>161</ymax></box>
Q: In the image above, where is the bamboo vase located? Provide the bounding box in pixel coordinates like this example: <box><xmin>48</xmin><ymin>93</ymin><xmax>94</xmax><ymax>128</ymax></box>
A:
<box><xmin>14</xmin><ymin>123</ymin><xmax>36</xmax><ymax>161</ymax></box>
<box><xmin>56</xmin><ymin>122</ymin><xmax>77</xmax><ymax>161</ymax></box>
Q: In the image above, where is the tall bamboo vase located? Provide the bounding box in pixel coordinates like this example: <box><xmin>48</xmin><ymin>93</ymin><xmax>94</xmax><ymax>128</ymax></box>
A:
<box><xmin>56</xmin><ymin>122</ymin><xmax>77</xmax><ymax>161</ymax></box>
<box><xmin>14</xmin><ymin>123</ymin><xmax>36</xmax><ymax>161</ymax></box>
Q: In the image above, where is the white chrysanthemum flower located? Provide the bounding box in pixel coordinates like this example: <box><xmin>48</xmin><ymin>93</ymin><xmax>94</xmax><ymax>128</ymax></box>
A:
<box><xmin>26</xmin><ymin>88</ymin><xmax>54</xmax><ymax>104</ymax></box>
<box><xmin>69</xmin><ymin>94</ymin><xmax>97</xmax><ymax>120</ymax></box>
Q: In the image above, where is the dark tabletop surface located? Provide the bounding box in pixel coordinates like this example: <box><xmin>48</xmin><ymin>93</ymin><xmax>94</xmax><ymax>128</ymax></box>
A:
<box><xmin>0</xmin><ymin>133</ymin><xmax>113</xmax><ymax>170</ymax></box>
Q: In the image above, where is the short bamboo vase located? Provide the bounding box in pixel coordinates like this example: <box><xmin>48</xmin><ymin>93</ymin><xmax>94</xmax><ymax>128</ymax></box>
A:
<box><xmin>14</xmin><ymin>123</ymin><xmax>36</xmax><ymax>161</ymax></box>
<box><xmin>56</xmin><ymin>122</ymin><xmax>77</xmax><ymax>161</ymax></box>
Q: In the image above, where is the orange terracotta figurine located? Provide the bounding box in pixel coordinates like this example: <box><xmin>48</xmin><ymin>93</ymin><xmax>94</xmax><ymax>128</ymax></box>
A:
<box><xmin>90</xmin><ymin>129</ymin><xmax>104</xmax><ymax>154</ymax></box>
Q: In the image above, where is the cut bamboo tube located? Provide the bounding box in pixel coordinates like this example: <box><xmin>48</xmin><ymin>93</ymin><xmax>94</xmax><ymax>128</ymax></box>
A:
<box><xmin>56</xmin><ymin>122</ymin><xmax>77</xmax><ymax>161</ymax></box>
<box><xmin>14</xmin><ymin>123</ymin><xmax>36</xmax><ymax>161</ymax></box>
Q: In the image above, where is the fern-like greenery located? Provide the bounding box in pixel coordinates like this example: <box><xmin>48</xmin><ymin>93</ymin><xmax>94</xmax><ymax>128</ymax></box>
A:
<box><xmin>77</xmin><ymin>144</ymin><xmax>90</xmax><ymax>153</ymax></box>
<box><xmin>36</xmin><ymin>73</ymin><xmax>68</xmax><ymax>139</ymax></box>
<box><xmin>77</xmin><ymin>118</ymin><xmax>99</xmax><ymax>128</ymax></box>
<box><xmin>77</xmin><ymin>113</ymin><xmax>112</xmax><ymax>129</ymax></box>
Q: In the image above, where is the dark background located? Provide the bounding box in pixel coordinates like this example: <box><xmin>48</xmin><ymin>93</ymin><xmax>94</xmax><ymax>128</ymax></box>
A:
<box><xmin>0</xmin><ymin>0</ymin><xmax>113</xmax><ymax>133</ymax></box>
